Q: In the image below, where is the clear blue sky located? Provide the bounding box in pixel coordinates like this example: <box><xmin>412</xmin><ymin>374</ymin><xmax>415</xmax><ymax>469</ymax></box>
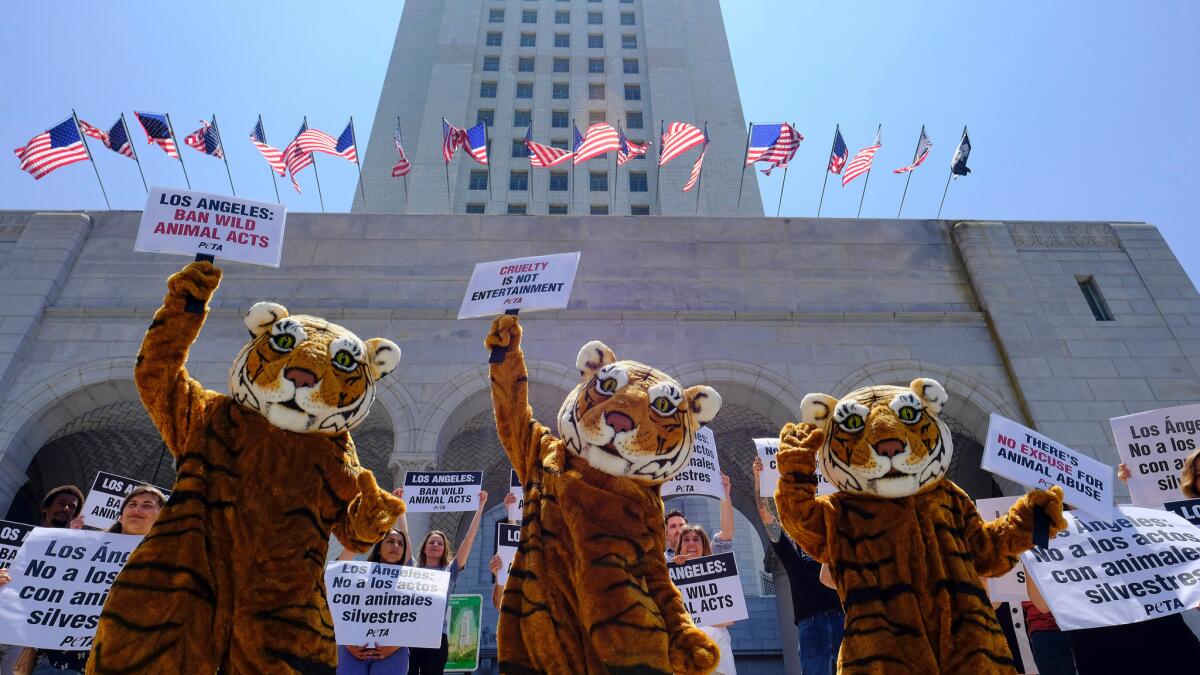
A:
<box><xmin>3</xmin><ymin>1</ymin><xmax>1198</xmax><ymax>283</ymax></box>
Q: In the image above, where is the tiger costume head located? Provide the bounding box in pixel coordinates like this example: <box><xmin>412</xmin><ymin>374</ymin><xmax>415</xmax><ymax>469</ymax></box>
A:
<box><xmin>800</xmin><ymin>378</ymin><xmax>952</xmax><ymax>498</ymax></box>
<box><xmin>556</xmin><ymin>340</ymin><xmax>722</xmax><ymax>484</ymax></box>
<box><xmin>229</xmin><ymin>302</ymin><xmax>400</xmax><ymax>435</ymax></box>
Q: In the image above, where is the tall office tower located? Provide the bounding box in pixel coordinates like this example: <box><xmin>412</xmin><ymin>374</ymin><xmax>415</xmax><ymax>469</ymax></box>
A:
<box><xmin>354</xmin><ymin>0</ymin><xmax>763</xmax><ymax>216</ymax></box>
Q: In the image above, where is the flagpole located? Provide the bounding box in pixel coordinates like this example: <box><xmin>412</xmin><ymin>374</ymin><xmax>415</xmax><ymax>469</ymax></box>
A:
<box><xmin>695</xmin><ymin>121</ymin><xmax>707</xmax><ymax>215</ymax></box>
<box><xmin>938</xmin><ymin>125</ymin><xmax>967</xmax><ymax>219</ymax></box>
<box><xmin>775</xmin><ymin>123</ymin><xmax>793</xmax><ymax>217</ymax></box>
<box><xmin>350</xmin><ymin>116</ymin><xmax>367</xmax><ymax>211</ymax></box>
<box><xmin>121</xmin><ymin>113</ymin><xmax>149</xmax><ymax>194</ymax></box>
<box><xmin>570</xmin><ymin>119</ymin><xmax>576</xmax><ymax>216</ymax></box>
<box><xmin>485</xmin><ymin>124</ymin><xmax>493</xmax><ymax>211</ymax></box>
<box><xmin>736</xmin><ymin>122</ymin><xmax>752</xmax><ymax>210</ymax></box>
<box><xmin>304</xmin><ymin>116</ymin><xmax>326</xmax><ymax>212</ymax></box>
<box><xmin>72</xmin><ymin>110</ymin><xmax>111</xmax><ymax>209</ymax></box>
<box><xmin>816</xmin><ymin>123</ymin><xmax>838</xmax><ymax>217</ymax></box>
<box><xmin>259</xmin><ymin>115</ymin><xmax>281</xmax><ymax>203</ymax></box>
<box><xmin>443</xmin><ymin>118</ymin><xmax>453</xmax><ymax>212</ymax></box>
<box><xmin>654</xmin><ymin>120</ymin><xmax>663</xmax><ymax>213</ymax></box>
<box><xmin>611</xmin><ymin>123</ymin><xmax>618</xmax><ymax>215</ymax></box>
<box><xmin>164</xmin><ymin>113</ymin><xmax>191</xmax><ymax>189</ymax></box>
<box><xmin>896</xmin><ymin>124</ymin><xmax>923</xmax><ymax>218</ymax></box>
<box><xmin>396</xmin><ymin>117</ymin><xmax>409</xmax><ymax>205</ymax></box>
<box><xmin>211</xmin><ymin>114</ymin><xmax>236</xmax><ymax>196</ymax></box>
<box><xmin>855</xmin><ymin>123</ymin><xmax>880</xmax><ymax>218</ymax></box>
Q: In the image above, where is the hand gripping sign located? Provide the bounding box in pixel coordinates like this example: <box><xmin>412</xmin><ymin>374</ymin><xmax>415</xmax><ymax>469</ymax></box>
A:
<box><xmin>136</xmin><ymin>187</ymin><xmax>287</xmax><ymax>267</ymax></box>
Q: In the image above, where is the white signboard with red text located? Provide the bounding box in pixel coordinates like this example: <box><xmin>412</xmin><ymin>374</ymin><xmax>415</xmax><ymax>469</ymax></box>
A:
<box><xmin>135</xmin><ymin>187</ymin><xmax>286</xmax><ymax>267</ymax></box>
<box><xmin>457</xmin><ymin>252</ymin><xmax>581</xmax><ymax>319</ymax></box>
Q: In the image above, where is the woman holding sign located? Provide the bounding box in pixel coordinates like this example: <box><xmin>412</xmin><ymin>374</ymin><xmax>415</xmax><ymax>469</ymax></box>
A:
<box><xmin>336</xmin><ymin>528</ymin><xmax>412</xmax><ymax>674</ymax></box>
<box><xmin>673</xmin><ymin>525</ymin><xmax>740</xmax><ymax>675</ymax></box>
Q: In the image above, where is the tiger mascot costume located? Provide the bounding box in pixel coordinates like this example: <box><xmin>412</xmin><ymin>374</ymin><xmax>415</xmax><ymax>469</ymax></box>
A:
<box><xmin>87</xmin><ymin>261</ymin><xmax>405</xmax><ymax>674</ymax></box>
<box><xmin>485</xmin><ymin>314</ymin><xmax>723</xmax><ymax>674</ymax></box>
<box><xmin>775</xmin><ymin>379</ymin><xmax>1067</xmax><ymax>675</ymax></box>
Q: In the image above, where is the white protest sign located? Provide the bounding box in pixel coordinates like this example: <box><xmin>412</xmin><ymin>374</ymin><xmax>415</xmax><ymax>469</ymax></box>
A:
<box><xmin>1021</xmin><ymin>506</ymin><xmax>1200</xmax><ymax>630</ymax></box>
<box><xmin>508</xmin><ymin>470</ymin><xmax>523</xmax><ymax>523</ymax></box>
<box><xmin>753</xmin><ymin>437</ymin><xmax>836</xmax><ymax>497</ymax></box>
<box><xmin>1110</xmin><ymin>404</ymin><xmax>1200</xmax><ymax>508</ymax></box>
<box><xmin>324</xmin><ymin>560</ymin><xmax>450</xmax><ymax>648</ymax></box>
<box><xmin>668</xmin><ymin>552</ymin><xmax>749</xmax><ymax>627</ymax></box>
<box><xmin>0</xmin><ymin>520</ymin><xmax>32</xmax><ymax>570</ymax></box>
<box><xmin>495</xmin><ymin>523</ymin><xmax>520</xmax><ymax>587</ymax></box>
<box><xmin>403</xmin><ymin>472</ymin><xmax>483</xmax><ymax>513</ymax></box>
<box><xmin>976</xmin><ymin>496</ymin><xmax>1029</xmax><ymax>602</ymax></box>
<box><xmin>981</xmin><ymin>413</ymin><xmax>1115</xmax><ymax>518</ymax></box>
<box><xmin>82</xmin><ymin>471</ymin><xmax>173</xmax><ymax>531</ymax></box>
<box><xmin>457</xmin><ymin>252</ymin><xmax>581</xmax><ymax>319</ymax></box>
<box><xmin>135</xmin><ymin>187</ymin><xmax>286</xmax><ymax>267</ymax></box>
<box><xmin>0</xmin><ymin>528</ymin><xmax>140</xmax><ymax>650</ymax></box>
<box><xmin>662</xmin><ymin>427</ymin><xmax>723</xmax><ymax>500</ymax></box>
<box><xmin>1164</xmin><ymin>498</ymin><xmax>1200</xmax><ymax>528</ymax></box>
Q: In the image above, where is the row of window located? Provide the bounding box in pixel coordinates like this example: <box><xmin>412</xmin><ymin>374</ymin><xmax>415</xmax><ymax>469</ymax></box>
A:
<box><xmin>489</xmin><ymin>9</ymin><xmax>636</xmax><ymax>25</ymax></box>
<box><xmin>480</xmin><ymin>82</ymin><xmax>639</xmax><ymax>105</ymax></box>
<box><xmin>468</xmin><ymin>170</ymin><xmax>649</xmax><ymax>193</ymax></box>
<box><xmin>478</xmin><ymin>107</ymin><xmax>641</xmax><ymax>128</ymax></box>
<box><xmin>468</xmin><ymin>204</ymin><xmax>652</xmax><ymax>216</ymax></box>
<box><xmin>483</xmin><ymin>55</ymin><xmax>639</xmax><ymax>72</ymax></box>
<box><xmin>485</xmin><ymin>31</ymin><xmax>638</xmax><ymax>49</ymax></box>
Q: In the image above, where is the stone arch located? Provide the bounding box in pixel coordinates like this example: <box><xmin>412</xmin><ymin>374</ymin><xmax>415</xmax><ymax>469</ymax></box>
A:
<box><xmin>671</xmin><ymin>360</ymin><xmax>806</xmax><ymax>424</ymax></box>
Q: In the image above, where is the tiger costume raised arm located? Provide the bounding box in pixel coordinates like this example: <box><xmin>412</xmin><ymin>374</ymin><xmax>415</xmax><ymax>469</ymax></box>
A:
<box><xmin>87</xmin><ymin>261</ymin><xmax>405</xmax><ymax>675</ymax></box>
<box><xmin>485</xmin><ymin>314</ymin><xmax>722</xmax><ymax>675</ymax></box>
<box><xmin>774</xmin><ymin>379</ymin><xmax>1067</xmax><ymax>675</ymax></box>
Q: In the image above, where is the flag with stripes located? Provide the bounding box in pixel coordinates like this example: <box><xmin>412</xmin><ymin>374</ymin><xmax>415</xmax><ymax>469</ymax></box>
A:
<box><xmin>842</xmin><ymin>129</ymin><xmax>881</xmax><ymax>186</ymax></box>
<box><xmin>951</xmin><ymin>128</ymin><xmax>971</xmax><ymax>177</ymax></box>
<box><xmin>442</xmin><ymin>119</ymin><xmax>464</xmax><ymax>163</ymax></box>
<box><xmin>134</xmin><ymin>111</ymin><xmax>179</xmax><ymax>158</ymax></box>
<box><xmin>617</xmin><ymin>125</ymin><xmax>648</xmax><ymax>166</ymax></box>
<box><xmin>462</xmin><ymin>122</ymin><xmax>489</xmax><ymax>165</ymax></box>
<box><xmin>13</xmin><ymin>117</ymin><xmax>89</xmax><ymax>180</ymax></box>
<box><xmin>682</xmin><ymin>125</ymin><xmax>709</xmax><ymax>192</ymax></box>
<box><xmin>286</xmin><ymin>125</ymin><xmax>356</xmax><ymax>162</ymax></box>
<box><xmin>745</xmin><ymin>123</ymin><xmax>802</xmax><ymax>175</ymax></box>
<box><xmin>282</xmin><ymin>121</ymin><xmax>313</xmax><ymax>192</ymax></box>
<box><xmin>828</xmin><ymin>128</ymin><xmax>849</xmax><ymax>174</ymax></box>
<box><xmin>573</xmin><ymin>123</ymin><xmax>619</xmax><ymax>164</ymax></box>
<box><xmin>249</xmin><ymin>119</ymin><xmax>286</xmax><ymax>176</ymax></box>
<box><xmin>392</xmin><ymin>122</ymin><xmax>411</xmax><ymax>177</ymax></box>
<box><xmin>893</xmin><ymin>127</ymin><xmax>932</xmax><ymax>174</ymax></box>
<box><xmin>79</xmin><ymin>118</ymin><xmax>134</xmax><ymax>158</ymax></box>
<box><xmin>183</xmin><ymin>118</ymin><xmax>224</xmax><ymax>159</ymax></box>
<box><xmin>335</xmin><ymin>121</ymin><xmax>357</xmax><ymax>163</ymax></box>
<box><xmin>525</xmin><ymin>126</ymin><xmax>573</xmax><ymax>167</ymax></box>
<box><xmin>658</xmin><ymin>122</ymin><xmax>706</xmax><ymax>166</ymax></box>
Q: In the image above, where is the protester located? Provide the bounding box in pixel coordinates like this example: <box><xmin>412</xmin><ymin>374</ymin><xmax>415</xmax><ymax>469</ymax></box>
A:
<box><xmin>673</xmin><ymin>524</ymin><xmax>739</xmax><ymax>675</ymax></box>
<box><xmin>1020</xmin><ymin>571</ymin><xmax>1077</xmax><ymax>675</ymax></box>
<box><xmin>753</xmin><ymin>458</ymin><xmax>843</xmax><ymax>675</ymax></box>
<box><xmin>407</xmin><ymin>490</ymin><xmax>487</xmax><ymax>675</ymax></box>
<box><xmin>105</xmin><ymin>486</ymin><xmax>165</xmax><ymax>535</ymax></box>
<box><xmin>665</xmin><ymin>473</ymin><xmax>735</xmax><ymax>560</ymax></box>
<box><xmin>338</xmin><ymin>528</ymin><xmax>411</xmax><ymax>675</ymax></box>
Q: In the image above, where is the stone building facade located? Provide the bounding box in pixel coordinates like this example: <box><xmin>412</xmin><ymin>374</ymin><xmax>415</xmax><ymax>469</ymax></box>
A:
<box><xmin>0</xmin><ymin>211</ymin><xmax>1197</xmax><ymax>672</ymax></box>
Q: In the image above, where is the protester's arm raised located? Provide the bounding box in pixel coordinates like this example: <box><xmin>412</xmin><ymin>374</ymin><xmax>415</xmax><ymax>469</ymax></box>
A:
<box><xmin>452</xmin><ymin>491</ymin><xmax>488</xmax><ymax>571</ymax></box>
<box><xmin>485</xmin><ymin>315</ymin><xmax>557</xmax><ymax>484</ymax></box>
<box><xmin>963</xmin><ymin>486</ymin><xmax>1067</xmax><ymax>577</ymax></box>
<box><xmin>773</xmin><ymin>423</ymin><xmax>837</xmax><ymax>563</ymax></box>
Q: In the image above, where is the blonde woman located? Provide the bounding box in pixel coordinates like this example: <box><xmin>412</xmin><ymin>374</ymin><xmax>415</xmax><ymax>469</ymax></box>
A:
<box><xmin>674</xmin><ymin>524</ymin><xmax>739</xmax><ymax>675</ymax></box>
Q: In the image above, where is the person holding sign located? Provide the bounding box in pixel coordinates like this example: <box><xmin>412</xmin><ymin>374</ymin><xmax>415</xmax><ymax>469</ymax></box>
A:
<box><xmin>672</xmin><ymin>525</ymin><xmax>740</xmax><ymax>675</ymax></box>
<box><xmin>665</xmin><ymin>474</ymin><xmax>736</xmax><ymax>561</ymax></box>
<box><xmin>336</xmin><ymin>528</ymin><xmax>411</xmax><ymax>674</ymax></box>
<box><xmin>1117</xmin><ymin>447</ymin><xmax>1200</xmax><ymax>500</ymax></box>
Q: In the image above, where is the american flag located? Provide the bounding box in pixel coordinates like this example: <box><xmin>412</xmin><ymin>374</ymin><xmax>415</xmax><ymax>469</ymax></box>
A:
<box><xmin>134</xmin><ymin>111</ymin><xmax>179</xmax><ymax>158</ymax></box>
<box><xmin>526</xmin><ymin>126</ymin><xmax>573</xmax><ymax>167</ymax></box>
<box><xmin>745</xmin><ymin>123</ymin><xmax>802</xmax><ymax>175</ymax></box>
<box><xmin>285</xmin><ymin>125</ymin><xmax>356</xmax><ymax>162</ymax></box>
<box><xmin>842</xmin><ymin>129</ymin><xmax>881</xmax><ymax>186</ymax></box>
<box><xmin>335</xmin><ymin>121</ymin><xmax>357</xmax><ymax>163</ymax></box>
<box><xmin>78</xmin><ymin>118</ymin><xmax>134</xmax><ymax>158</ymax></box>
<box><xmin>183</xmin><ymin>118</ymin><xmax>224</xmax><ymax>159</ymax></box>
<box><xmin>13</xmin><ymin>117</ymin><xmax>89</xmax><ymax>180</ymax></box>
<box><xmin>682</xmin><ymin>125</ymin><xmax>709</xmax><ymax>192</ymax></box>
<box><xmin>442</xmin><ymin>119</ymin><xmax>464</xmax><ymax>163</ymax></box>
<box><xmin>617</xmin><ymin>125</ymin><xmax>648</xmax><ymax>166</ymax></box>
<box><xmin>463</xmin><ymin>122</ymin><xmax>489</xmax><ymax>164</ymax></box>
<box><xmin>658</xmin><ymin>122</ymin><xmax>706</xmax><ymax>166</ymax></box>
<box><xmin>282</xmin><ymin>121</ymin><xmax>313</xmax><ymax>192</ymax></box>
<box><xmin>893</xmin><ymin>127</ymin><xmax>932</xmax><ymax>174</ymax></box>
<box><xmin>392</xmin><ymin>122</ymin><xmax>411</xmax><ymax>177</ymax></box>
<box><xmin>249</xmin><ymin>119</ymin><xmax>286</xmax><ymax>176</ymax></box>
<box><xmin>828</xmin><ymin>128</ymin><xmax>849</xmax><ymax>174</ymax></box>
<box><xmin>573</xmin><ymin>123</ymin><xmax>619</xmax><ymax>164</ymax></box>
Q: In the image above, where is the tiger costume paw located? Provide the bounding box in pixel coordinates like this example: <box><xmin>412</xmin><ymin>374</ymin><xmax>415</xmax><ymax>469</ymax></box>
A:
<box><xmin>166</xmin><ymin>261</ymin><xmax>222</xmax><ymax>302</ymax></box>
<box><xmin>345</xmin><ymin>472</ymin><xmax>405</xmax><ymax>545</ymax></box>
<box><xmin>1011</xmin><ymin>485</ymin><xmax>1068</xmax><ymax>536</ymax></box>
<box><xmin>485</xmin><ymin>314</ymin><xmax>522</xmax><ymax>352</ymax></box>
<box><xmin>669</xmin><ymin>626</ymin><xmax>720</xmax><ymax>675</ymax></box>
<box><xmin>776</xmin><ymin>422</ymin><xmax>824</xmax><ymax>477</ymax></box>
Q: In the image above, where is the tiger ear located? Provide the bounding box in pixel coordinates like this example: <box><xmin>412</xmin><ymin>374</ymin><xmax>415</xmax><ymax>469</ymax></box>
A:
<box><xmin>910</xmin><ymin>378</ymin><xmax>948</xmax><ymax>414</ymax></box>
<box><xmin>801</xmin><ymin>393</ymin><xmax>838</xmax><ymax>425</ymax></box>
<box><xmin>366</xmin><ymin>338</ymin><xmax>401</xmax><ymax>380</ymax></box>
<box><xmin>575</xmin><ymin>340</ymin><xmax>616</xmax><ymax>378</ymax></box>
<box><xmin>245</xmin><ymin>302</ymin><xmax>288</xmax><ymax>338</ymax></box>
<box><xmin>685</xmin><ymin>385</ymin><xmax>722</xmax><ymax>425</ymax></box>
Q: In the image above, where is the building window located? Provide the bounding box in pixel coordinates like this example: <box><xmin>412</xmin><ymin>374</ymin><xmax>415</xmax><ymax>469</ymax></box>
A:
<box><xmin>516</xmin><ymin>82</ymin><xmax>534</xmax><ymax>98</ymax></box>
<box><xmin>551</xmin><ymin>138</ymin><xmax>569</xmax><ymax>150</ymax></box>
<box><xmin>588</xmin><ymin>58</ymin><xmax>604</xmax><ymax>73</ymax></box>
<box><xmin>591</xmin><ymin>204</ymin><xmax>609</xmax><ymax>215</ymax></box>
<box><xmin>518</xmin><ymin>57</ymin><xmax>535</xmax><ymax>72</ymax></box>
<box><xmin>588</xmin><ymin>12</ymin><xmax>602</xmax><ymax>24</ymax></box>
<box><xmin>1078</xmin><ymin>276</ymin><xmax>1114</xmax><ymax>321</ymax></box>
<box><xmin>477</xmin><ymin>109</ymin><xmax>495</xmax><ymax>126</ymax></box>
<box><xmin>630</xmin><ymin>204</ymin><xmax>650</xmax><ymax>215</ymax></box>
<box><xmin>511</xmin><ymin>139</ymin><xmax>527</xmax><ymax>158</ymax></box>
<box><xmin>588</xmin><ymin>34</ymin><xmax>604</xmax><ymax>48</ymax></box>
<box><xmin>624</xmin><ymin>84</ymin><xmax>641</xmax><ymax>101</ymax></box>
<box><xmin>469</xmin><ymin>171</ymin><xmax>488</xmax><ymax>190</ymax></box>
<box><xmin>553</xmin><ymin>57</ymin><xmax>570</xmax><ymax>73</ymax></box>
<box><xmin>510</xmin><ymin>171</ymin><xmax>529</xmax><ymax>191</ymax></box>
<box><xmin>629</xmin><ymin>172</ymin><xmax>648</xmax><ymax>192</ymax></box>
<box><xmin>589</xmin><ymin>83</ymin><xmax>605</xmax><ymax>99</ymax></box>
<box><xmin>623</xmin><ymin>59</ymin><xmax>639</xmax><ymax>74</ymax></box>
<box><xmin>550</xmin><ymin>172</ymin><xmax>569</xmax><ymax>191</ymax></box>
<box><xmin>555</xmin><ymin>10</ymin><xmax>569</xmax><ymax>24</ymax></box>
<box><xmin>513</xmin><ymin>109</ymin><xmax>532</xmax><ymax>127</ymax></box>
<box><xmin>590</xmin><ymin>171</ymin><xmax>608</xmax><ymax>192</ymax></box>
<box><xmin>486</xmin><ymin>32</ymin><xmax>502</xmax><ymax>46</ymax></box>
<box><xmin>522</xmin><ymin>10</ymin><xmax>537</xmax><ymax>24</ymax></box>
<box><xmin>507</xmin><ymin>203</ymin><xmax>527</xmax><ymax>215</ymax></box>
<box><xmin>588</xmin><ymin>0</ymin><xmax>600</xmax><ymax>3</ymax></box>
<box><xmin>489</xmin><ymin>9</ymin><xmax>504</xmax><ymax>23</ymax></box>
<box><xmin>549</xmin><ymin>204</ymin><xmax>568</xmax><ymax>215</ymax></box>
<box><xmin>552</xmin><ymin>110</ymin><xmax>569</xmax><ymax>128</ymax></box>
<box><xmin>466</xmin><ymin>203</ymin><xmax>485</xmax><ymax>214</ymax></box>
<box><xmin>520</xmin><ymin>32</ymin><xmax>536</xmax><ymax>47</ymax></box>
<box><xmin>589</xmin><ymin>110</ymin><xmax>606</xmax><ymax>124</ymax></box>
<box><xmin>480</xmin><ymin>81</ymin><xmax>497</xmax><ymax>98</ymax></box>
<box><xmin>622</xmin><ymin>34</ymin><xmax>637</xmax><ymax>48</ymax></box>
<box><xmin>552</xmin><ymin>83</ymin><xmax>569</xmax><ymax>99</ymax></box>
<box><xmin>620</xmin><ymin>0</ymin><xmax>634</xmax><ymax>4</ymax></box>
<box><xmin>483</xmin><ymin>56</ymin><xmax>500</xmax><ymax>72</ymax></box>
<box><xmin>620</xmin><ymin>12</ymin><xmax>635</xmax><ymax>25</ymax></box>
<box><xmin>626</xmin><ymin>111</ymin><xmax>643</xmax><ymax>129</ymax></box>
<box><xmin>554</xmin><ymin>33</ymin><xmax>570</xmax><ymax>47</ymax></box>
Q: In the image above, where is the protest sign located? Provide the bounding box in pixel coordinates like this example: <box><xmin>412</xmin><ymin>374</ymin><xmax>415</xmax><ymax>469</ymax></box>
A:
<box><xmin>976</xmin><ymin>496</ymin><xmax>1029</xmax><ymax>602</ymax></box>
<box><xmin>753</xmin><ymin>437</ymin><xmax>836</xmax><ymax>497</ymax></box>
<box><xmin>135</xmin><ymin>187</ymin><xmax>287</xmax><ymax>267</ymax></box>
<box><xmin>1164</xmin><ymin>498</ymin><xmax>1200</xmax><ymax>527</ymax></box>
<box><xmin>457</xmin><ymin>252</ymin><xmax>581</xmax><ymax>319</ymax></box>
<box><xmin>1020</xmin><ymin>506</ymin><xmax>1200</xmax><ymax>630</ymax></box>
<box><xmin>981</xmin><ymin>413</ymin><xmax>1115</xmax><ymax>518</ymax></box>
<box><xmin>81</xmin><ymin>471</ymin><xmax>173</xmax><ymax>530</ymax></box>
<box><xmin>667</xmin><ymin>552</ymin><xmax>748</xmax><ymax>627</ymax></box>
<box><xmin>446</xmin><ymin>595</ymin><xmax>483</xmax><ymax>672</ymax></box>
<box><xmin>324</xmin><ymin>560</ymin><xmax>450</xmax><ymax>648</ymax></box>
<box><xmin>495</xmin><ymin>523</ymin><xmax>520</xmax><ymax>587</ymax></box>
<box><xmin>1111</xmin><ymin>404</ymin><xmax>1200</xmax><ymax>508</ymax></box>
<box><xmin>662</xmin><ymin>427</ymin><xmax>723</xmax><ymax>500</ymax></box>
<box><xmin>0</xmin><ymin>528</ymin><xmax>140</xmax><ymax>650</ymax></box>
<box><xmin>508</xmin><ymin>469</ymin><xmax>523</xmax><ymax>523</ymax></box>
<box><xmin>402</xmin><ymin>472</ymin><xmax>483</xmax><ymax>513</ymax></box>
<box><xmin>0</xmin><ymin>520</ymin><xmax>32</xmax><ymax>570</ymax></box>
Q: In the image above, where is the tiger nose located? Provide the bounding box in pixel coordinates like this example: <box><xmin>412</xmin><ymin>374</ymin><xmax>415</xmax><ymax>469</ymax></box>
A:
<box><xmin>285</xmin><ymin>367</ymin><xmax>318</xmax><ymax>389</ymax></box>
<box><xmin>606</xmin><ymin>411</ymin><xmax>636</xmax><ymax>434</ymax></box>
<box><xmin>873</xmin><ymin>439</ymin><xmax>905</xmax><ymax>458</ymax></box>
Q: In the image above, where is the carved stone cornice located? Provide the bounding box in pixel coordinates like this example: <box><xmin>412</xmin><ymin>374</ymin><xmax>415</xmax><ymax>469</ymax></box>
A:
<box><xmin>1007</xmin><ymin>222</ymin><xmax>1121</xmax><ymax>251</ymax></box>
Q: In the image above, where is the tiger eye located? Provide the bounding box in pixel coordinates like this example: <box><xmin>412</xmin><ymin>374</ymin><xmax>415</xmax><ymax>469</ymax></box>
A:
<box><xmin>899</xmin><ymin>406</ymin><xmax>917</xmax><ymax>421</ymax></box>
<box><xmin>602</xmin><ymin>378</ymin><xmax>617</xmax><ymax>392</ymax></box>
<box><xmin>844</xmin><ymin>414</ymin><xmax>864</xmax><ymax>431</ymax></box>
<box><xmin>272</xmin><ymin>334</ymin><xmax>295</xmax><ymax>350</ymax></box>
